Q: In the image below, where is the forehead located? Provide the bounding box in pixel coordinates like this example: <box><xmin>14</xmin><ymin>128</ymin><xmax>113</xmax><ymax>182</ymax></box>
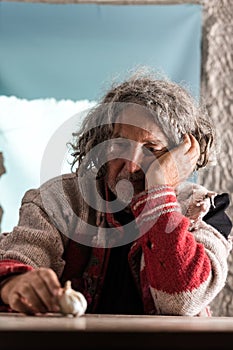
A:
<box><xmin>113</xmin><ymin>105</ymin><xmax>168</xmax><ymax>143</ymax></box>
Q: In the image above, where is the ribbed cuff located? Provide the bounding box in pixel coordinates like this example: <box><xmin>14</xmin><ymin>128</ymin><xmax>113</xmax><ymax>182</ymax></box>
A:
<box><xmin>131</xmin><ymin>186</ymin><xmax>181</xmax><ymax>228</ymax></box>
<box><xmin>0</xmin><ymin>260</ymin><xmax>34</xmax><ymax>306</ymax></box>
<box><xmin>0</xmin><ymin>259</ymin><xmax>34</xmax><ymax>281</ymax></box>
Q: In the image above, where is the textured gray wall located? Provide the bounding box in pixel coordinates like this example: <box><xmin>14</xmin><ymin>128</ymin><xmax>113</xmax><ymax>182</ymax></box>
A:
<box><xmin>200</xmin><ymin>0</ymin><xmax>233</xmax><ymax>316</ymax></box>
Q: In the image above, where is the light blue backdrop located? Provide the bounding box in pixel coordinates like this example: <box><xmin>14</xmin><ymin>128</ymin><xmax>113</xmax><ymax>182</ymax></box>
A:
<box><xmin>0</xmin><ymin>2</ymin><xmax>202</xmax><ymax>100</ymax></box>
<box><xmin>0</xmin><ymin>2</ymin><xmax>202</xmax><ymax>232</ymax></box>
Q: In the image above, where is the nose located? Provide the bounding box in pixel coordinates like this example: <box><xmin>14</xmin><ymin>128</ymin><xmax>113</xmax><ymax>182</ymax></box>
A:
<box><xmin>124</xmin><ymin>160</ymin><xmax>141</xmax><ymax>173</ymax></box>
<box><xmin>123</xmin><ymin>145</ymin><xmax>143</xmax><ymax>173</ymax></box>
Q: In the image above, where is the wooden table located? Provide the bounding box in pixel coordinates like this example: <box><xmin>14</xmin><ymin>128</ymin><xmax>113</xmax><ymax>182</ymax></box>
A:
<box><xmin>0</xmin><ymin>313</ymin><xmax>233</xmax><ymax>349</ymax></box>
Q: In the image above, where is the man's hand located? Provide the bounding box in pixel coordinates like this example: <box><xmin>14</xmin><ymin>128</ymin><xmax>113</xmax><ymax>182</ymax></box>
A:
<box><xmin>146</xmin><ymin>134</ymin><xmax>200</xmax><ymax>189</ymax></box>
<box><xmin>0</xmin><ymin>268</ymin><xmax>62</xmax><ymax>314</ymax></box>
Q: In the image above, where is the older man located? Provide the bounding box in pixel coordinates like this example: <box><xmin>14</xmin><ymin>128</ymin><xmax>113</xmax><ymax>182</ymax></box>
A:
<box><xmin>0</xmin><ymin>74</ymin><xmax>232</xmax><ymax>316</ymax></box>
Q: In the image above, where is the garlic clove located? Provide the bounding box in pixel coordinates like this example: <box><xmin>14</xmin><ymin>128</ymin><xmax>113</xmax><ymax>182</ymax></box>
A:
<box><xmin>58</xmin><ymin>280</ymin><xmax>87</xmax><ymax>317</ymax></box>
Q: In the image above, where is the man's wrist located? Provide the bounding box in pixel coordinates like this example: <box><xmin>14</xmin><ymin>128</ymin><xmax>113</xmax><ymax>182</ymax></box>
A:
<box><xmin>130</xmin><ymin>186</ymin><xmax>181</xmax><ymax>230</ymax></box>
<box><xmin>131</xmin><ymin>185</ymin><xmax>177</xmax><ymax>212</ymax></box>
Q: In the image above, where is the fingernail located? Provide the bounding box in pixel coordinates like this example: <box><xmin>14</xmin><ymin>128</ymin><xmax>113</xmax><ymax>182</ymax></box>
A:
<box><xmin>53</xmin><ymin>289</ymin><xmax>62</xmax><ymax>296</ymax></box>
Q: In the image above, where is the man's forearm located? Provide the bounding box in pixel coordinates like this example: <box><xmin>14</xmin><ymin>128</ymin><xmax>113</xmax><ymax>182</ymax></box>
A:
<box><xmin>130</xmin><ymin>185</ymin><xmax>231</xmax><ymax>315</ymax></box>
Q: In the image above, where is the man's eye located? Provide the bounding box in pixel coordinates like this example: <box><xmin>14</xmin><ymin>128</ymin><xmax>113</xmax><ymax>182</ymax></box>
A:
<box><xmin>109</xmin><ymin>139</ymin><xmax>129</xmax><ymax>153</ymax></box>
<box><xmin>113</xmin><ymin>140</ymin><xmax>128</xmax><ymax>148</ymax></box>
<box><xmin>148</xmin><ymin>147</ymin><xmax>159</xmax><ymax>153</ymax></box>
<box><xmin>144</xmin><ymin>146</ymin><xmax>168</xmax><ymax>156</ymax></box>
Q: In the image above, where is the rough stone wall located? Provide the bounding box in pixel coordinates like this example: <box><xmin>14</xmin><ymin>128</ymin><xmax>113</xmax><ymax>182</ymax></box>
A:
<box><xmin>199</xmin><ymin>0</ymin><xmax>233</xmax><ymax>316</ymax></box>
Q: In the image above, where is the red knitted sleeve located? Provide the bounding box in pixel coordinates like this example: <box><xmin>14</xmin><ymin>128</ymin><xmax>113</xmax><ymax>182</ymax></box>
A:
<box><xmin>0</xmin><ymin>260</ymin><xmax>34</xmax><ymax>309</ymax></box>
<box><xmin>130</xmin><ymin>185</ymin><xmax>229</xmax><ymax>315</ymax></box>
<box><xmin>131</xmin><ymin>186</ymin><xmax>211</xmax><ymax>293</ymax></box>
<box><xmin>0</xmin><ymin>260</ymin><xmax>33</xmax><ymax>286</ymax></box>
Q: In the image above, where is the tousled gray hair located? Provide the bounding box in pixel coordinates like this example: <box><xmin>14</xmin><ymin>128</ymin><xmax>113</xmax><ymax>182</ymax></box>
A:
<box><xmin>71</xmin><ymin>73</ymin><xmax>215</xmax><ymax>176</ymax></box>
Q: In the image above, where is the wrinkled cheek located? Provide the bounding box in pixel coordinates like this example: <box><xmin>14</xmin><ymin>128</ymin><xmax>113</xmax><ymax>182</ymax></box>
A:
<box><xmin>107</xmin><ymin>177</ymin><xmax>116</xmax><ymax>195</ymax></box>
<box><xmin>105</xmin><ymin>166</ymin><xmax>118</xmax><ymax>195</ymax></box>
<box><xmin>106</xmin><ymin>160</ymin><xmax>124</xmax><ymax>183</ymax></box>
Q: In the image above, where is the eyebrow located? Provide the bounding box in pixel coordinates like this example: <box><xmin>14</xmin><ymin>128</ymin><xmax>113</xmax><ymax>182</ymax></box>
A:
<box><xmin>112</xmin><ymin>132</ymin><xmax>165</xmax><ymax>145</ymax></box>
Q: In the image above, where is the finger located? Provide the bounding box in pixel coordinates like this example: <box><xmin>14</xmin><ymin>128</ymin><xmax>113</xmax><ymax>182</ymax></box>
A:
<box><xmin>185</xmin><ymin>136</ymin><xmax>200</xmax><ymax>170</ymax></box>
<box><xmin>10</xmin><ymin>291</ymin><xmax>41</xmax><ymax>315</ymax></box>
<box><xmin>20</xmin><ymin>284</ymin><xmax>48</xmax><ymax>314</ymax></box>
<box><xmin>188</xmin><ymin>134</ymin><xmax>200</xmax><ymax>157</ymax></box>
<box><xmin>169</xmin><ymin>135</ymin><xmax>191</xmax><ymax>160</ymax></box>
<box><xmin>168</xmin><ymin>152</ymin><xmax>194</xmax><ymax>183</ymax></box>
<box><xmin>177</xmin><ymin>134</ymin><xmax>199</xmax><ymax>154</ymax></box>
<box><xmin>178</xmin><ymin>134</ymin><xmax>191</xmax><ymax>151</ymax></box>
<box><xmin>174</xmin><ymin>134</ymin><xmax>199</xmax><ymax>164</ymax></box>
<box><xmin>31</xmin><ymin>275</ymin><xmax>60</xmax><ymax>312</ymax></box>
<box><xmin>19</xmin><ymin>295</ymin><xmax>46</xmax><ymax>315</ymax></box>
<box><xmin>186</xmin><ymin>134</ymin><xmax>199</xmax><ymax>150</ymax></box>
<box><xmin>37</xmin><ymin>268</ymin><xmax>61</xmax><ymax>296</ymax></box>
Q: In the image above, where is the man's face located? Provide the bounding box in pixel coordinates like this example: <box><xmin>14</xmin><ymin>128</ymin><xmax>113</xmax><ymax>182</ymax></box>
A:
<box><xmin>106</xmin><ymin>105</ymin><xmax>169</xmax><ymax>204</ymax></box>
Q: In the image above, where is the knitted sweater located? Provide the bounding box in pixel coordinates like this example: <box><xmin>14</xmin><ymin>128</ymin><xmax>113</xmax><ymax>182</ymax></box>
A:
<box><xmin>0</xmin><ymin>173</ymin><xmax>232</xmax><ymax>316</ymax></box>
